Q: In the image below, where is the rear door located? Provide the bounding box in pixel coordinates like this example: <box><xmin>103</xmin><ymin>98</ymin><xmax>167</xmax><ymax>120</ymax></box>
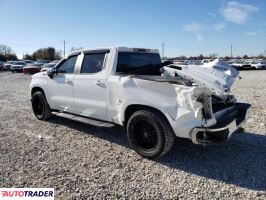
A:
<box><xmin>73</xmin><ymin>50</ymin><xmax>110</xmax><ymax>120</ymax></box>
<box><xmin>47</xmin><ymin>55</ymin><xmax>79</xmax><ymax>112</ymax></box>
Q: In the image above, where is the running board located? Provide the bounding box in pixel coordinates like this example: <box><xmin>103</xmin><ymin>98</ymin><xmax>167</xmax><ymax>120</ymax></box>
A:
<box><xmin>52</xmin><ymin>112</ymin><xmax>114</xmax><ymax>127</ymax></box>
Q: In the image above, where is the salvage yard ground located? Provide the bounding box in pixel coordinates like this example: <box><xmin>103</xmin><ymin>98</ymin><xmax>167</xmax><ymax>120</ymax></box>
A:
<box><xmin>0</xmin><ymin>71</ymin><xmax>265</xmax><ymax>199</ymax></box>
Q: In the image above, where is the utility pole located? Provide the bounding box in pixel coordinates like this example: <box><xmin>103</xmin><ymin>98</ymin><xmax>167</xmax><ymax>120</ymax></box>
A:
<box><xmin>63</xmin><ymin>40</ymin><xmax>66</xmax><ymax>57</ymax></box>
<box><xmin>231</xmin><ymin>44</ymin><xmax>233</xmax><ymax>58</ymax></box>
<box><xmin>162</xmin><ymin>43</ymin><xmax>165</xmax><ymax>59</ymax></box>
<box><xmin>4</xmin><ymin>45</ymin><xmax>6</xmax><ymax>56</ymax></box>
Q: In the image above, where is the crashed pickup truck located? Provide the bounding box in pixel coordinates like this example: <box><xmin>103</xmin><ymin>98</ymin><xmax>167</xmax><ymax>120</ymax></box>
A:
<box><xmin>30</xmin><ymin>47</ymin><xmax>251</xmax><ymax>158</ymax></box>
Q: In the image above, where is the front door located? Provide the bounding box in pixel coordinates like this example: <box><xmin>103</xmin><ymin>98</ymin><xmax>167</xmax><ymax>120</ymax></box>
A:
<box><xmin>47</xmin><ymin>55</ymin><xmax>78</xmax><ymax>112</ymax></box>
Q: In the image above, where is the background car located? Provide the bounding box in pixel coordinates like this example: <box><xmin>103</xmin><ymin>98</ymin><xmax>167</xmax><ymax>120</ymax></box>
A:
<box><xmin>241</xmin><ymin>61</ymin><xmax>252</xmax><ymax>70</ymax></box>
<box><xmin>36</xmin><ymin>59</ymin><xmax>49</xmax><ymax>65</ymax></box>
<box><xmin>250</xmin><ymin>61</ymin><xmax>266</xmax><ymax>70</ymax></box>
<box><xmin>3</xmin><ymin>61</ymin><xmax>16</xmax><ymax>71</ymax></box>
<box><xmin>10</xmin><ymin>61</ymin><xmax>26</xmax><ymax>72</ymax></box>
<box><xmin>41</xmin><ymin>61</ymin><xmax>58</xmax><ymax>72</ymax></box>
<box><xmin>23</xmin><ymin>60</ymin><xmax>35</xmax><ymax>65</ymax></box>
<box><xmin>0</xmin><ymin>61</ymin><xmax>4</xmax><ymax>71</ymax></box>
<box><xmin>23</xmin><ymin>63</ymin><xmax>43</xmax><ymax>74</ymax></box>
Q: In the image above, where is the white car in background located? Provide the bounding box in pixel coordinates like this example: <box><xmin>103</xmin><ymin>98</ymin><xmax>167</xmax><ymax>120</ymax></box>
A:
<box><xmin>11</xmin><ymin>61</ymin><xmax>26</xmax><ymax>72</ymax></box>
<box><xmin>201</xmin><ymin>59</ymin><xmax>213</xmax><ymax>64</ymax></box>
<box><xmin>3</xmin><ymin>61</ymin><xmax>16</xmax><ymax>71</ymax></box>
<box><xmin>250</xmin><ymin>61</ymin><xmax>266</xmax><ymax>70</ymax></box>
<box><xmin>41</xmin><ymin>61</ymin><xmax>58</xmax><ymax>72</ymax></box>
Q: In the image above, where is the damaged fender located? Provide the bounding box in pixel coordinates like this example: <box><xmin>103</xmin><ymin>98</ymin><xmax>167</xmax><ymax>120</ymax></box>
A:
<box><xmin>107</xmin><ymin>75</ymin><xmax>216</xmax><ymax>139</ymax></box>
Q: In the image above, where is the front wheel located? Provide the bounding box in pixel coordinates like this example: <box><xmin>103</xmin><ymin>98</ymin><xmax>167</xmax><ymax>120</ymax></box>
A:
<box><xmin>127</xmin><ymin>110</ymin><xmax>175</xmax><ymax>159</ymax></box>
<box><xmin>32</xmin><ymin>91</ymin><xmax>52</xmax><ymax>120</ymax></box>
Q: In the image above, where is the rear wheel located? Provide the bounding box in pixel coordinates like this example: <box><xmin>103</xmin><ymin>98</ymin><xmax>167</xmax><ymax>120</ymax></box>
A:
<box><xmin>32</xmin><ymin>91</ymin><xmax>52</xmax><ymax>120</ymax></box>
<box><xmin>127</xmin><ymin>110</ymin><xmax>175</xmax><ymax>159</ymax></box>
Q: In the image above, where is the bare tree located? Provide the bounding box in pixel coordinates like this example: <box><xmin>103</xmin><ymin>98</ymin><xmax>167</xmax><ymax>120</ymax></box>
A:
<box><xmin>0</xmin><ymin>44</ymin><xmax>14</xmax><ymax>55</ymax></box>
<box><xmin>209</xmin><ymin>53</ymin><xmax>218</xmax><ymax>59</ymax></box>
<box><xmin>70</xmin><ymin>46</ymin><xmax>84</xmax><ymax>52</ymax></box>
<box><xmin>0</xmin><ymin>44</ymin><xmax>17</xmax><ymax>61</ymax></box>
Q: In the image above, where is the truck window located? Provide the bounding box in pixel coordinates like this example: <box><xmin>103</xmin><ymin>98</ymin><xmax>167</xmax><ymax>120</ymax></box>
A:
<box><xmin>57</xmin><ymin>55</ymin><xmax>78</xmax><ymax>74</ymax></box>
<box><xmin>116</xmin><ymin>52</ymin><xmax>161</xmax><ymax>73</ymax></box>
<box><xmin>81</xmin><ymin>53</ymin><xmax>106</xmax><ymax>74</ymax></box>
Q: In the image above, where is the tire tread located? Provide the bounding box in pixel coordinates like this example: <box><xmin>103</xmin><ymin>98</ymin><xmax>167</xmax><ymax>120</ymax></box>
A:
<box><xmin>127</xmin><ymin>109</ymin><xmax>175</xmax><ymax>158</ymax></box>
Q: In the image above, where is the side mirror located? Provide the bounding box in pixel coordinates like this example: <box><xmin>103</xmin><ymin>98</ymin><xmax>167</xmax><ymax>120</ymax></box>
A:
<box><xmin>47</xmin><ymin>67</ymin><xmax>56</xmax><ymax>79</ymax></box>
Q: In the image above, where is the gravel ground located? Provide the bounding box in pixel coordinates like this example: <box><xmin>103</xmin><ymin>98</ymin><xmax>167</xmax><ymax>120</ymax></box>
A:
<box><xmin>0</xmin><ymin>71</ymin><xmax>265</xmax><ymax>199</ymax></box>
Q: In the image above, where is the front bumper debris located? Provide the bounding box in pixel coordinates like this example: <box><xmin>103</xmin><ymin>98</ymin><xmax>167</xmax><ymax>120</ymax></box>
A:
<box><xmin>191</xmin><ymin>103</ymin><xmax>251</xmax><ymax>144</ymax></box>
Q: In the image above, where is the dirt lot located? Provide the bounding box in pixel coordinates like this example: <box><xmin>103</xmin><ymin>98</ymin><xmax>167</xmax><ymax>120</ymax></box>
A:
<box><xmin>0</xmin><ymin>71</ymin><xmax>265</xmax><ymax>199</ymax></box>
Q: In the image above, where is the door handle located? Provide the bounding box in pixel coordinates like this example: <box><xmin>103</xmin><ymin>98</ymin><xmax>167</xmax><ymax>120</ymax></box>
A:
<box><xmin>95</xmin><ymin>80</ymin><xmax>101</xmax><ymax>86</ymax></box>
<box><xmin>65</xmin><ymin>79</ymin><xmax>73</xmax><ymax>85</ymax></box>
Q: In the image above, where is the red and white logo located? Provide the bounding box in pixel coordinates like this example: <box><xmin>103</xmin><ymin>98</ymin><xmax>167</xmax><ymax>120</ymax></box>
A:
<box><xmin>0</xmin><ymin>188</ymin><xmax>54</xmax><ymax>199</ymax></box>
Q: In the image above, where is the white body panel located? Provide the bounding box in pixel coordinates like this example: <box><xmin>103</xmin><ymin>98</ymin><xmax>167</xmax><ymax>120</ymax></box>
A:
<box><xmin>47</xmin><ymin>74</ymin><xmax>75</xmax><ymax>112</ymax></box>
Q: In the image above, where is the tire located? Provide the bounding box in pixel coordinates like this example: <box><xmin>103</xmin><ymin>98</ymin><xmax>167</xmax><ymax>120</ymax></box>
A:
<box><xmin>31</xmin><ymin>91</ymin><xmax>52</xmax><ymax>120</ymax></box>
<box><xmin>126</xmin><ymin>109</ymin><xmax>175</xmax><ymax>159</ymax></box>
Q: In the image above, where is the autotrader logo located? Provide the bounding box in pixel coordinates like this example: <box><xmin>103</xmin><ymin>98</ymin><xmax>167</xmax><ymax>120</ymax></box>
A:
<box><xmin>0</xmin><ymin>188</ymin><xmax>54</xmax><ymax>199</ymax></box>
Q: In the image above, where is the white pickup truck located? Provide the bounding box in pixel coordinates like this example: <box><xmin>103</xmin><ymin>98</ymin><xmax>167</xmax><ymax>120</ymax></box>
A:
<box><xmin>30</xmin><ymin>47</ymin><xmax>251</xmax><ymax>158</ymax></box>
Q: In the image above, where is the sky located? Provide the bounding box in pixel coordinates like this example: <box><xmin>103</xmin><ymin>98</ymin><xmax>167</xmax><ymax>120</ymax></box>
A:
<box><xmin>0</xmin><ymin>0</ymin><xmax>266</xmax><ymax>58</ymax></box>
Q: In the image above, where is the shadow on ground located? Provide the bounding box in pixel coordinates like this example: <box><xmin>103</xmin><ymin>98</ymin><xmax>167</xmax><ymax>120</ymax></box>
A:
<box><xmin>48</xmin><ymin>116</ymin><xmax>266</xmax><ymax>191</ymax></box>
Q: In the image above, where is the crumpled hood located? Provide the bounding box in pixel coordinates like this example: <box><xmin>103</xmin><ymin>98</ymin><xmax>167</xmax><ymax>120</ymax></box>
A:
<box><xmin>163</xmin><ymin>59</ymin><xmax>239</xmax><ymax>94</ymax></box>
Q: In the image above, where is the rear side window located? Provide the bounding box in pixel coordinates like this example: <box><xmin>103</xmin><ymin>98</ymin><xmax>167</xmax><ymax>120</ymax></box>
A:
<box><xmin>116</xmin><ymin>52</ymin><xmax>161</xmax><ymax>73</ymax></box>
<box><xmin>57</xmin><ymin>55</ymin><xmax>78</xmax><ymax>73</ymax></box>
<box><xmin>81</xmin><ymin>53</ymin><xmax>106</xmax><ymax>73</ymax></box>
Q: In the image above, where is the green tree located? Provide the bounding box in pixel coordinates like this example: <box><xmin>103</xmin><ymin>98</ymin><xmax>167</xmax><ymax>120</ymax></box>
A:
<box><xmin>32</xmin><ymin>47</ymin><xmax>62</xmax><ymax>61</ymax></box>
<box><xmin>197</xmin><ymin>54</ymin><xmax>204</xmax><ymax>60</ymax></box>
<box><xmin>243</xmin><ymin>55</ymin><xmax>249</xmax><ymax>59</ymax></box>
<box><xmin>24</xmin><ymin>53</ymin><xmax>34</xmax><ymax>60</ymax></box>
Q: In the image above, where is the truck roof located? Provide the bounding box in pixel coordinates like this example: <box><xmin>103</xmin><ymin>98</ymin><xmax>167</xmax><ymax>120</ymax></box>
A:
<box><xmin>68</xmin><ymin>47</ymin><xmax>159</xmax><ymax>57</ymax></box>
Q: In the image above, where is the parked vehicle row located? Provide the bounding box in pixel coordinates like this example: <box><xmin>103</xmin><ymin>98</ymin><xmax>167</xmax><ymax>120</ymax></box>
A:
<box><xmin>171</xmin><ymin>59</ymin><xmax>266</xmax><ymax>70</ymax></box>
<box><xmin>0</xmin><ymin>60</ymin><xmax>58</xmax><ymax>74</ymax></box>
<box><xmin>227</xmin><ymin>59</ymin><xmax>266</xmax><ymax>70</ymax></box>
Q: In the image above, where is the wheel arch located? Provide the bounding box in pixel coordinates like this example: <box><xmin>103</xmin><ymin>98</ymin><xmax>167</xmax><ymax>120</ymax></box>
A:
<box><xmin>31</xmin><ymin>86</ymin><xmax>46</xmax><ymax>96</ymax></box>
<box><xmin>123</xmin><ymin>104</ymin><xmax>171</xmax><ymax>128</ymax></box>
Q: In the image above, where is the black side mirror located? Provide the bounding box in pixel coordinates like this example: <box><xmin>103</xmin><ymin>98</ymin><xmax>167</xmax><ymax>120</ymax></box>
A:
<box><xmin>47</xmin><ymin>67</ymin><xmax>56</xmax><ymax>79</ymax></box>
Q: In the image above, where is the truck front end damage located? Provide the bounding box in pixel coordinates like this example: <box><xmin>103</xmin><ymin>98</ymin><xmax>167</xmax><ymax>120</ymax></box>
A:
<box><xmin>162</xmin><ymin>59</ymin><xmax>251</xmax><ymax>144</ymax></box>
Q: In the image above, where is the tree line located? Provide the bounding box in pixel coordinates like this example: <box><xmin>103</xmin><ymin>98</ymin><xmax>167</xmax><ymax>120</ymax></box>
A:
<box><xmin>0</xmin><ymin>44</ymin><xmax>62</xmax><ymax>62</ymax></box>
<box><xmin>24</xmin><ymin>47</ymin><xmax>62</xmax><ymax>61</ymax></box>
<box><xmin>1</xmin><ymin>43</ymin><xmax>265</xmax><ymax>62</ymax></box>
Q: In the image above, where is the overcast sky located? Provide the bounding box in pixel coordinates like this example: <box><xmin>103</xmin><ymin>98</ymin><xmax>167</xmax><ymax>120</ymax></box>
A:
<box><xmin>0</xmin><ymin>0</ymin><xmax>266</xmax><ymax>58</ymax></box>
